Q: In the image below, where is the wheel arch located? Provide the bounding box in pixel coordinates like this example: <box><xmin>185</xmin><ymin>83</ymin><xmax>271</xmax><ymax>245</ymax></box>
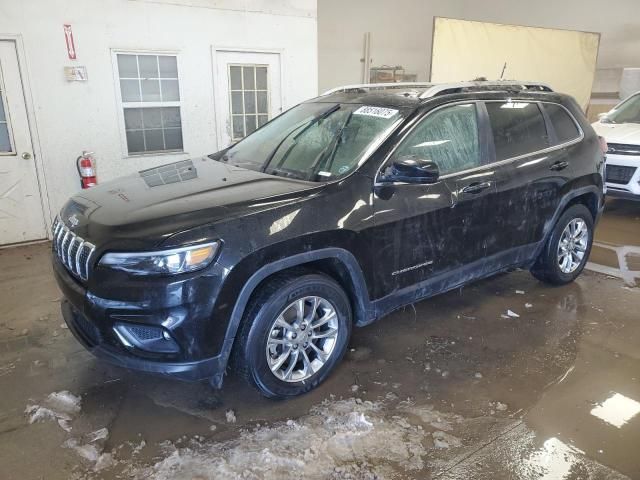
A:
<box><xmin>533</xmin><ymin>185</ymin><xmax>603</xmax><ymax>260</ymax></box>
<box><xmin>217</xmin><ymin>248</ymin><xmax>373</xmax><ymax>378</ymax></box>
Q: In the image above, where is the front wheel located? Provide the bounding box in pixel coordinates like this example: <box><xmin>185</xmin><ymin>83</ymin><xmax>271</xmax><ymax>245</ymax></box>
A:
<box><xmin>531</xmin><ymin>204</ymin><xmax>594</xmax><ymax>285</ymax></box>
<box><xmin>234</xmin><ymin>272</ymin><xmax>352</xmax><ymax>398</ymax></box>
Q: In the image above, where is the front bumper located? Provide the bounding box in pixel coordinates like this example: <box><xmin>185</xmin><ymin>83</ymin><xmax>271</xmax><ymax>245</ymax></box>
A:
<box><xmin>62</xmin><ymin>300</ymin><xmax>226</xmax><ymax>382</ymax></box>
<box><xmin>605</xmin><ymin>154</ymin><xmax>640</xmax><ymax>199</ymax></box>
<box><xmin>53</xmin><ymin>252</ymin><xmax>232</xmax><ymax>386</ymax></box>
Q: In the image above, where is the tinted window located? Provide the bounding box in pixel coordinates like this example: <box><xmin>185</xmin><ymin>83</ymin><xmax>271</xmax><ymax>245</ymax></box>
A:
<box><xmin>392</xmin><ymin>104</ymin><xmax>480</xmax><ymax>176</ymax></box>
<box><xmin>544</xmin><ymin>103</ymin><xmax>580</xmax><ymax>144</ymax></box>
<box><xmin>486</xmin><ymin>102</ymin><xmax>549</xmax><ymax>161</ymax></box>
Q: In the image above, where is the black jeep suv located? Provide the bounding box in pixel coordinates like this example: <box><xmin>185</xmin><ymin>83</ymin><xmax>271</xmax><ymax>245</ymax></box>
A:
<box><xmin>53</xmin><ymin>81</ymin><xmax>605</xmax><ymax>398</ymax></box>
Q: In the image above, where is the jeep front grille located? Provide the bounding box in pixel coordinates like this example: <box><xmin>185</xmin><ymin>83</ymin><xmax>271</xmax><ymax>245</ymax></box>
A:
<box><xmin>52</xmin><ymin>217</ymin><xmax>96</xmax><ymax>281</ymax></box>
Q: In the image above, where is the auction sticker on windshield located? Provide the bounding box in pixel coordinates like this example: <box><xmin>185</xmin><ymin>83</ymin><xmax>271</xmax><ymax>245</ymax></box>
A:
<box><xmin>353</xmin><ymin>106</ymin><xmax>399</xmax><ymax>119</ymax></box>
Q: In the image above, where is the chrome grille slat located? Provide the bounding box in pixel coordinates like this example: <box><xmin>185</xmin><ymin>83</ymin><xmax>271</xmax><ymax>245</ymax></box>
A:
<box><xmin>75</xmin><ymin>240</ymin><xmax>84</xmax><ymax>274</ymax></box>
<box><xmin>51</xmin><ymin>216</ymin><xmax>95</xmax><ymax>281</ymax></box>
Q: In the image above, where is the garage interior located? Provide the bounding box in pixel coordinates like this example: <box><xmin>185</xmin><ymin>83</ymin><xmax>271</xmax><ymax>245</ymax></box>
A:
<box><xmin>1</xmin><ymin>1</ymin><xmax>640</xmax><ymax>479</ymax></box>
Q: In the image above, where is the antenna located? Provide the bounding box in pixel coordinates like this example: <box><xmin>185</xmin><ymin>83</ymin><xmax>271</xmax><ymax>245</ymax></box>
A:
<box><xmin>500</xmin><ymin>62</ymin><xmax>507</xmax><ymax>80</ymax></box>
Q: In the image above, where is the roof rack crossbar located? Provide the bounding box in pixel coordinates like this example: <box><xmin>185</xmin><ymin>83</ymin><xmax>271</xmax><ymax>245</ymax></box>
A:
<box><xmin>321</xmin><ymin>82</ymin><xmax>434</xmax><ymax>96</ymax></box>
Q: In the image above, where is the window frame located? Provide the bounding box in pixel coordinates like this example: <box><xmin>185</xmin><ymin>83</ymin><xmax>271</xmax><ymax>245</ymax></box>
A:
<box><xmin>375</xmin><ymin>99</ymin><xmax>584</xmax><ymax>185</ymax></box>
<box><xmin>227</xmin><ymin>63</ymin><xmax>271</xmax><ymax>142</ymax></box>
<box><xmin>0</xmin><ymin>61</ymin><xmax>16</xmax><ymax>156</ymax></box>
<box><xmin>386</xmin><ymin>102</ymin><xmax>483</xmax><ymax>178</ymax></box>
<box><xmin>539</xmin><ymin>102</ymin><xmax>583</xmax><ymax>146</ymax></box>
<box><xmin>111</xmin><ymin>49</ymin><xmax>186</xmax><ymax>158</ymax></box>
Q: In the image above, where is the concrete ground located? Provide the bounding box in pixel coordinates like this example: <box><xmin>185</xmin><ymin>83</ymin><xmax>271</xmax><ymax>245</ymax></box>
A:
<box><xmin>0</xmin><ymin>199</ymin><xmax>639</xmax><ymax>479</ymax></box>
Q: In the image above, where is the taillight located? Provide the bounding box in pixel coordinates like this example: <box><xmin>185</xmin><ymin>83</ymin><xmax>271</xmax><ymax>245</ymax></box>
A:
<box><xmin>598</xmin><ymin>136</ymin><xmax>608</xmax><ymax>156</ymax></box>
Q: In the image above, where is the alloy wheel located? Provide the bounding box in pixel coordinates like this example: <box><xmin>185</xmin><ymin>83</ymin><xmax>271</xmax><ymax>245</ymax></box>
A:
<box><xmin>265</xmin><ymin>296</ymin><xmax>339</xmax><ymax>382</ymax></box>
<box><xmin>557</xmin><ymin>218</ymin><xmax>589</xmax><ymax>274</ymax></box>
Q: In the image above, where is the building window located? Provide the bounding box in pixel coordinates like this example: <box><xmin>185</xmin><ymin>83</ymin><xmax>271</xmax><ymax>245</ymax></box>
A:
<box><xmin>228</xmin><ymin>64</ymin><xmax>269</xmax><ymax>141</ymax></box>
<box><xmin>116</xmin><ymin>53</ymin><xmax>183</xmax><ymax>154</ymax></box>
<box><xmin>0</xmin><ymin>85</ymin><xmax>14</xmax><ymax>153</ymax></box>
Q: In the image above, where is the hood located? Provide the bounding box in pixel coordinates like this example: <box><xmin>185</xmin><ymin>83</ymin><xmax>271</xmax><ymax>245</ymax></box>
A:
<box><xmin>61</xmin><ymin>158</ymin><xmax>323</xmax><ymax>246</ymax></box>
<box><xmin>592</xmin><ymin>121</ymin><xmax>640</xmax><ymax>145</ymax></box>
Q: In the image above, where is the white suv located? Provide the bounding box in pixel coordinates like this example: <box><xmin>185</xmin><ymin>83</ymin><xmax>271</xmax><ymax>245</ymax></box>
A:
<box><xmin>593</xmin><ymin>92</ymin><xmax>640</xmax><ymax>200</ymax></box>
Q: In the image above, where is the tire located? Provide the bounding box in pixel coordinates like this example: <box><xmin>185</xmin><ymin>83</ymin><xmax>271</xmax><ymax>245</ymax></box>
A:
<box><xmin>234</xmin><ymin>272</ymin><xmax>352</xmax><ymax>398</ymax></box>
<box><xmin>531</xmin><ymin>204</ymin><xmax>594</xmax><ymax>285</ymax></box>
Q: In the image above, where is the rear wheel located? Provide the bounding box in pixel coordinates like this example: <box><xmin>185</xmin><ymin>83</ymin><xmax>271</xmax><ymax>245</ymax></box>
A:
<box><xmin>531</xmin><ymin>204</ymin><xmax>593</xmax><ymax>285</ymax></box>
<box><xmin>234</xmin><ymin>272</ymin><xmax>352</xmax><ymax>398</ymax></box>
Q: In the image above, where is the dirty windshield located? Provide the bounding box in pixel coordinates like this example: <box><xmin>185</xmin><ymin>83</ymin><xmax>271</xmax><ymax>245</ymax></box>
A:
<box><xmin>604</xmin><ymin>93</ymin><xmax>640</xmax><ymax>124</ymax></box>
<box><xmin>210</xmin><ymin>102</ymin><xmax>404</xmax><ymax>181</ymax></box>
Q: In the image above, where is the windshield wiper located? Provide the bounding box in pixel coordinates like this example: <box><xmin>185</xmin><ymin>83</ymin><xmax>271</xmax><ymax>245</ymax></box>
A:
<box><xmin>309</xmin><ymin>111</ymin><xmax>354</xmax><ymax>180</ymax></box>
<box><xmin>262</xmin><ymin>104</ymin><xmax>341</xmax><ymax>174</ymax></box>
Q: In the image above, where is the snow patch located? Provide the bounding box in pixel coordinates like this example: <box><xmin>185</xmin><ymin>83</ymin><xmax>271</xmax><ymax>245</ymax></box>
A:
<box><xmin>24</xmin><ymin>390</ymin><xmax>81</xmax><ymax>432</ymax></box>
<box><xmin>126</xmin><ymin>398</ymin><xmax>427</xmax><ymax>479</ymax></box>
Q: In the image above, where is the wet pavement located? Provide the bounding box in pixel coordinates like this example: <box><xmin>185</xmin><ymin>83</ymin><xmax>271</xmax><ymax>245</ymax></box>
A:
<box><xmin>591</xmin><ymin>198</ymin><xmax>640</xmax><ymax>286</ymax></box>
<box><xmin>1</xmin><ymin>212</ymin><xmax>639</xmax><ymax>478</ymax></box>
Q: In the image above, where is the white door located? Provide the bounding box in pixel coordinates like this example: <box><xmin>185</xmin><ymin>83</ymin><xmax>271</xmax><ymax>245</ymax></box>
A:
<box><xmin>214</xmin><ymin>50</ymin><xmax>282</xmax><ymax>149</ymax></box>
<box><xmin>0</xmin><ymin>41</ymin><xmax>45</xmax><ymax>245</ymax></box>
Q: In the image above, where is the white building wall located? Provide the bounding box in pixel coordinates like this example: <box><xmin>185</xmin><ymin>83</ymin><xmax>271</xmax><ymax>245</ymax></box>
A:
<box><xmin>0</xmin><ymin>0</ymin><xmax>317</xmax><ymax>222</ymax></box>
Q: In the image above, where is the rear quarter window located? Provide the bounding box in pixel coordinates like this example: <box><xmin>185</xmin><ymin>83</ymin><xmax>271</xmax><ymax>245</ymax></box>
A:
<box><xmin>543</xmin><ymin>103</ymin><xmax>581</xmax><ymax>144</ymax></box>
<box><xmin>486</xmin><ymin>101</ymin><xmax>549</xmax><ymax>161</ymax></box>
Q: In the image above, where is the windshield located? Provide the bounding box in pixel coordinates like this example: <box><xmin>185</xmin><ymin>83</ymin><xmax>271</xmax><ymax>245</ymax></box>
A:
<box><xmin>210</xmin><ymin>102</ymin><xmax>405</xmax><ymax>182</ymax></box>
<box><xmin>604</xmin><ymin>93</ymin><xmax>640</xmax><ymax>124</ymax></box>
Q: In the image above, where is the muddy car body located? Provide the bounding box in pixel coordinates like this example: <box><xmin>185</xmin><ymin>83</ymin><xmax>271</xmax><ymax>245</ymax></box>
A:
<box><xmin>53</xmin><ymin>81</ymin><xmax>605</xmax><ymax>397</ymax></box>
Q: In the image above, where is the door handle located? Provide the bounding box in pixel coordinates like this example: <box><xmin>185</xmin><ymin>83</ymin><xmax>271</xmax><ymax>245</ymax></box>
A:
<box><xmin>21</xmin><ymin>152</ymin><xmax>32</xmax><ymax>160</ymax></box>
<box><xmin>549</xmin><ymin>161</ymin><xmax>569</xmax><ymax>171</ymax></box>
<box><xmin>461</xmin><ymin>181</ymin><xmax>491</xmax><ymax>194</ymax></box>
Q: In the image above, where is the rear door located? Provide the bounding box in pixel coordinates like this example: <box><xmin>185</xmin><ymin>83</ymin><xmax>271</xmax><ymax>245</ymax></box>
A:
<box><xmin>482</xmin><ymin>100</ymin><xmax>577</xmax><ymax>258</ymax></box>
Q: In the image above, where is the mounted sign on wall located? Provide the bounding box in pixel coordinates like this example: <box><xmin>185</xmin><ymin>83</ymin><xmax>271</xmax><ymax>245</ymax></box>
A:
<box><xmin>64</xmin><ymin>66</ymin><xmax>88</xmax><ymax>81</ymax></box>
<box><xmin>63</xmin><ymin>24</ymin><xmax>77</xmax><ymax>60</ymax></box>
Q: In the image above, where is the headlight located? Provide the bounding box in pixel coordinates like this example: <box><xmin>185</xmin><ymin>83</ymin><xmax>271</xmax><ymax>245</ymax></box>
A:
<box><xmin>99</xmin><ymin>242</ymin><xmax>219</xmax><ymax>275</ymax></box>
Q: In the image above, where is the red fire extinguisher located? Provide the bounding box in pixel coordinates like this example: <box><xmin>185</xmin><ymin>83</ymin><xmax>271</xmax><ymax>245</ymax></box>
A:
<box><xmin>76</xmin><ymin>151</ymin><xmax>97</xmax><ymax>189</ymax></box>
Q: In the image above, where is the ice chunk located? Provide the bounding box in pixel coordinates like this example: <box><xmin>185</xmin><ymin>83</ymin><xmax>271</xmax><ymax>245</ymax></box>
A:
<box><xmin>45</xmin><ymin>391</ymin><xmax>82</xmax><ymax>415</ymax></box>
<box><xmin>432</xmin><ymin>430</ymin><xmax>462</xmax><ymax>449</ymax></box>
<box><xmin>225</xmin><ymin>409</ymin><xmax>236</xmax><ymax>423</ymax></box>
<box><xmin>86</xmin><ymin>427</ymin><xmax>109</xmax><ymax>443</ymax></box>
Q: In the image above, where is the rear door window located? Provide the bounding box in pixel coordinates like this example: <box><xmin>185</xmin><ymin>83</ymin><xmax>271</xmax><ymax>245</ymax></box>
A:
<box><xmin>543</xmin><ymin>103</ymin><xmax>581</xmax><ymax>144</ymax></box>
<box><xmin>486</xmin><ymin>101</ymin><xmax>549</xmax><ymax>161</ymax></box>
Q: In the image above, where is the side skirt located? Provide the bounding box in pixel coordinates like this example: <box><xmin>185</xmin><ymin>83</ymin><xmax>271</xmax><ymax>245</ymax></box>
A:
<box><xmin>369</xmin><ymin>242</ymin><xmax>540</xmax><ymax>323</ymax></box>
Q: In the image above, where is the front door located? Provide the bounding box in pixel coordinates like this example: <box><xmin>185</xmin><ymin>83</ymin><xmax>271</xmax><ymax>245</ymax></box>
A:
<box><xmin>372</xmin><ymin>102</ymin><xmax>495</xmax><ymax>299</ymax></box>
<box><xmin>214</xmin><ymin>50</ymin><xmax>282</xmax><ymax>149</ymax></box>
<box><xmin>0</xmin><ymin>41</ymin><xmax>45</xmax><ymax>245</ymax></box>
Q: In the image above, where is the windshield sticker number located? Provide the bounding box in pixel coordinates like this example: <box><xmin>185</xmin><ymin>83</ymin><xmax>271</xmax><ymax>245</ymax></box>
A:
<box><xmin>353</xmin><ymin>106</ymin><xmax>399</xmax><ymax>119</ymax></box>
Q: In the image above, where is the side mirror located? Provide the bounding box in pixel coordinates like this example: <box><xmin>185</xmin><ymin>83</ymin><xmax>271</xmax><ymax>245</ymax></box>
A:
<box><xmin>383</xmin><ymin>155</ymin><xmax>439</xmax><ymax>184</ymax></box>
<box><xmin>597</xmin><ymin>112</ymin><xmax>611</xmax><ymax>123</ymax></box>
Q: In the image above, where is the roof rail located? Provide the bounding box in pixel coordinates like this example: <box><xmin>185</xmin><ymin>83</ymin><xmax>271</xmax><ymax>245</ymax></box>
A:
<box><xmin>321</xmin><ymin>82</ymin><xmax>434</xmax><ymax>96</ymax></box>
<box><xmin>419</xmin><ymin>81</ymin><xmax>553</xmax><ymax>99</ymax></box>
